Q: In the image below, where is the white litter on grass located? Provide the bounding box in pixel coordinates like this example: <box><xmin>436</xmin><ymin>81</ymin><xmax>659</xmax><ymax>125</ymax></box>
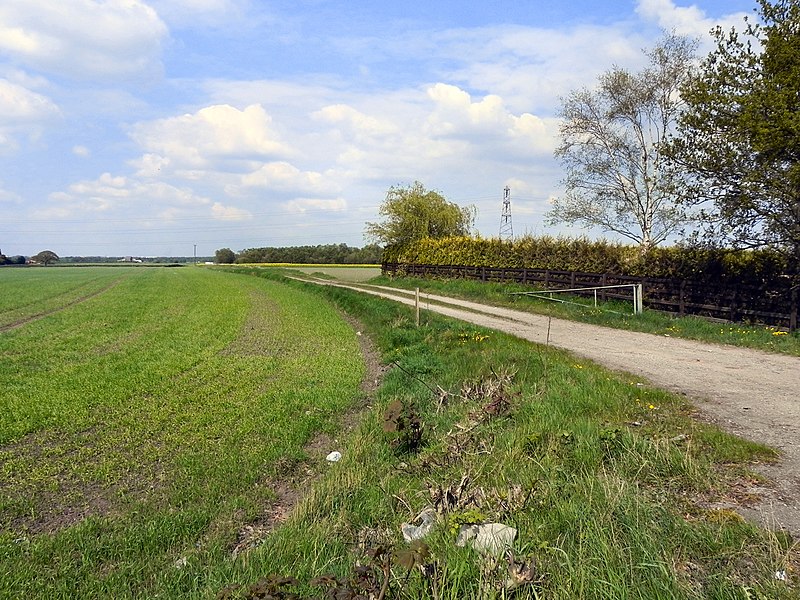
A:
<box><xmin>401</xmin><ymin>508</ymin><xmax>438</xmax><ymax>542</ymax></box>
<box><xmin>775</xmin><ymin>570</ymin><xmax>787</xmax><ymax>581</ymax></box>
<box><xmin>326</xmin><ymin>451</ymin><xmax>342</xmax><ymax>462</ymax></box>
<box><xmin>455</xmin><ymin>523</ymin><xmax>517</xmax><ymax>556</ymax></box>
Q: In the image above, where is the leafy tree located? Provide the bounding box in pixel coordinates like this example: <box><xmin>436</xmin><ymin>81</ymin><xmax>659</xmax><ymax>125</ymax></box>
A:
<box><xmin>547</xmin><ymin>34</ymin><xmax>697</xmax><ymax>252</ymax></box>
<box><xmin>233</xmin><ymin>244</ymin><xmax>383</xmax><ymax>264</ymax></box>
<box><xmin>365</xmin><ymin>181</ymin><xmax>475</xmax><ymax>248</ymax></box>
<box><xmin>215</xmin><ymin>248</ymin><xmax>236</xmax><ymax>264</ymax></box>
<box><xmin>665</xmin><ymin>0</ymin><xmax>800</xmax><ymax>278</ymax></box>
<box><xmin>346</xmin><ymin>243</ymin><xmax>383</xmax><ymax>264</ymax></box>
<box><xmin>32</xmin><ymin>250</ymin><xmax>59</xmax><ymax>266</ymax></box>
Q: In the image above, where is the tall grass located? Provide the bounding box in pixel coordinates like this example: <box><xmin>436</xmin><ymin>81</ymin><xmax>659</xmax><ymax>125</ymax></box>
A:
<box><xmin>205</xmin><ymin>268</ymin><xmax>796</xmax><ymax>600</ymax></box>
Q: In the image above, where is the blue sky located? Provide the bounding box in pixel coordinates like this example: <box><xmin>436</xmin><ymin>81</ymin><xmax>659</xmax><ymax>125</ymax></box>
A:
<box><xmin>1</xmin><ymin>0</ymin><xmax>755</xmax><ymax>257</ymax></box>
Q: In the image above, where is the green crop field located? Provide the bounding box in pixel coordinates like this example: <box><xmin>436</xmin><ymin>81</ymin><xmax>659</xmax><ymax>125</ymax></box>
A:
<box><xmin>0</xmin><ymin>267</ymin><xmax>365</xmax><ymax>598</ymax></box>
<box><xmin>1</xmin><ymin>266</ymin><xmax>797</xmax><ymax>599</ymax></box>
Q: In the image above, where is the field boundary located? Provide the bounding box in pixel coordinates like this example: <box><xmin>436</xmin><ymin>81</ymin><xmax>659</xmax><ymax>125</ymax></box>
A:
<box><xmin>297</xmin><ymin>274</ymin><xmax>800</xmax><ymax>536</ymax></box>
<box><xmin>383</xmin><ymin>262</ymin><xmax>799</xmax><ymax>330</ymax></box>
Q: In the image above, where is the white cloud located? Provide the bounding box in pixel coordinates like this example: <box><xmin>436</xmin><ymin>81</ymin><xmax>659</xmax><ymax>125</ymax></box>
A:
<box><xmin>425</xmin><ymin>83</ymin><xmax>553</xmax><ymax>153</ymax></box>
<box><xmin>0</xmin><ymin>67</ymin><xmax>51</xmax><ymax>91</ymax></box>
<box><xmin>426</xmin><ymin>84</ymin><xmax>507</xmax><ymax>133</ymax></box>
<box><xmin>130</xmin><ymin>104</ymin><xmax>293</xmax><ymax>176</ymax></box>
<box><xmin>44</xmin><ymin>173</ymin><xmax>211</xmax><ymax>217</ymax></box>
<box><xmin>0</xmin><ymin>78</ymin><xmax>60</xmax><ymax>120</ymax></box>
<box><xmin>0</xmin><ymin>0</ymin><xmax>167</xmax><ymax>81</ymax></box>
<box><xmin>0</xmin><ymin>77</ymin><xmax>60</xmax><ymax>151</ymax></box>
<box><xmin>148</xmin><ymin>0</ymin><xmax>249</xmax><ymax>27</ymax></box>
<box><xmin>211</xmin><ymin>201</ymin><xmax>251</xmax><ymax>221</ymax></box>
<box><xmin>239</xmin><ymin>161</ymin><xmax>334</xmax><ymax>195</ymax></box>
<box><xmin>636</xmin><ymin>0</ymin><xmax>750</xmax><ymax>40</ymax></box>
<box><xmin>72</xmin><ymin>145</ymin><xmax>90</xmax><ymax>157</ymax></box>
<box><xmin>437</xmin><ymin>24</ymin><xmax>649</xmax><ymax>114</ymax></box>
<box><xmin>313</xmin><ymin>104</ymin><xmax>399</xmax><ymax>138</ymax></box>
<box><xmin>131</xmin><ymin>153</ymin><xmax>172</xmax><ymax>178</ymax></box>
<box><xmin>284</xmin><ymin>198</ymin><xmax>347</xmax><ymax>214</ymax></box>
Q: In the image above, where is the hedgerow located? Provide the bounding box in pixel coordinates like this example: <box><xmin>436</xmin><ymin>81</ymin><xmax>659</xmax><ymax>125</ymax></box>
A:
<box><xmin>385</xmin><ymin>236</ymin><xmax>789</xmax><ymax>286</ymax></box>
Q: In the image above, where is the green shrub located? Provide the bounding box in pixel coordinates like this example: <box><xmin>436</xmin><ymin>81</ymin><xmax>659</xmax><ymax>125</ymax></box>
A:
<box><xmin>386</xmin><ymin>235</ymin><xmax>789</xmax><ymax>287</ymax></box>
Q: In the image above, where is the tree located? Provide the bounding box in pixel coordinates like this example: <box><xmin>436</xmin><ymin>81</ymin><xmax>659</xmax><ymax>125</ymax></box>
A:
<box><xmin>547</xmin><ymin>34</ymin><xmax>697</xmax><ymax>252</ymax></box>
<box><xmin>665</xmin><ymin>0</ymin><xmax>800</xmax><ymax>278</ymax></box>
<box><xmin>32</xmin><ymin>250</ymin><xmax>59</xmax><ymax>266</ymax></box>
<box><xmin>365</xmin><ymin>181</ymin><xmax>475</xmax><ymax>247</ymax></box>
<box><xmin>215</xmin><ymin>248</ymin><xmax>236</xmax><ymax>264</ymax></box>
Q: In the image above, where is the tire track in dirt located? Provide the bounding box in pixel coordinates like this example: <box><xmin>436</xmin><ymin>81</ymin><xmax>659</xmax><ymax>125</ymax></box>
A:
<box><xmin>298</xmin><ymin>277</ymin><xmax>800</xmax><ymax>536</ymax></box>
<box><xmin>0</xmin><ymin>278</ymin><xmax>127</xmax><ymax>334</ymax></box>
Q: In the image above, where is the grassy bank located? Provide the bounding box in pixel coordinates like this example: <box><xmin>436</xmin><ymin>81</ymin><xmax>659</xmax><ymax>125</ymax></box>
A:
<box><xmin>212</xmin><ymin>268</ymin><xmax>798</xmax><ymax>599</ymax></box>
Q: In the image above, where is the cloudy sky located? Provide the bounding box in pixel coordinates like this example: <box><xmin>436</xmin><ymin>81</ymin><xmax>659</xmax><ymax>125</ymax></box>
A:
<box><xmin>0</xmin><ymin>0</ymin><xmax>754</xmax><ymax>257</ymax></box>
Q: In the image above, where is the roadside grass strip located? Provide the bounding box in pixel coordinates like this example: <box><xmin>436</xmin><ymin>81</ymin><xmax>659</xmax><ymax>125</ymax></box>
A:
<box><xmin>0</xmin><ymin>268</ymin><xmax>364</xmax><ymax>598</ymax></box>
<box><xmin>365</xmin><ymin>274</ymin><xmax>800</xmax><ymax>357</ymax></box>
<box><xmin>205</xmin><ymin>269</ymin><xmax>797</xmax><ymax>600</ymax></box>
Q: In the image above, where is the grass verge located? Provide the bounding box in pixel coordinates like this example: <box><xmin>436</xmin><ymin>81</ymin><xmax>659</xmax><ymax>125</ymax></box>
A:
<box><xmin>360</xmin><ymin>274</ymin><xmax>800</xmax><ymax>357</ymax></box>
<box><xmin>207</xmin><ymin>268</ymin><xmax>798</xmax><ymax>600</ymax></box>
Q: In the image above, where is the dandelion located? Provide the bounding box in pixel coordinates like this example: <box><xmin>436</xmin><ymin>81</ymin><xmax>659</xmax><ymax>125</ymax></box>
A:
<box><xmin>648</xmin><ymin>404</ymin><xmax>656</xmax><ymax>410</ymax></box>
<box><xmin>772</xmin><ymin>331</ymin><xmax>788</xmax><ymax>336</ymax></box>
<box><xmin>573</xmin><ymin>364</ymin><xmax>584</xmax><ymax>369</ymax></box>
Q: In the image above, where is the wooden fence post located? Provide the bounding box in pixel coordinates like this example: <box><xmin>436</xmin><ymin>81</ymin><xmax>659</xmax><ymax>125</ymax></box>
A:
<box><xmin>791</xmin><ymin>285</ymin><xmax>798</xmax><ymax>332</ymax></box>
<box><xmin>679</xmin><ymin>279</ymin><xmax>686</xmax><ymax>316</ymax></box>
<box><xmin>415</xmin><ymin>287</ymin><xmax>420</xmax><ymax>327</ymax></box>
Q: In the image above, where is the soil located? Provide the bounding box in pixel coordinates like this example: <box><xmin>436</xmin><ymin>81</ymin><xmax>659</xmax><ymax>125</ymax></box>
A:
<box><xmin>304</xmin><ymin>278</ymin><xmax>800</xmax><ymax>537</ymax></box>
<box><xmin>229</xmin><ymin>313</ymin><xmax>388</xmax><ymax>556</ymax></box>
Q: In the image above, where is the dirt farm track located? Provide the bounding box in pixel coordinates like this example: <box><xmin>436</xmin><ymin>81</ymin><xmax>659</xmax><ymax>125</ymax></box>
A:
<box><xmin>301</xmin><ymin>277</ymin><xmax>800</xmax><ymax>537</ymax></box>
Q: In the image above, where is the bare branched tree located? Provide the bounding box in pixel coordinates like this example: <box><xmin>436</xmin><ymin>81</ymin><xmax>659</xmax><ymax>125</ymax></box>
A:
<box><xmin>547</xmin><ymin>34</ymin><xmax>697</xmax><ymax>252</ymax></box>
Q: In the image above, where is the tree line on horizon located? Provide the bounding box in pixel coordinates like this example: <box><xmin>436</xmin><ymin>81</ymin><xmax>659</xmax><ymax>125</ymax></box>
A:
<box><xmin>216</xmin><ymin>243</ymin><xmax>382</xmax><ymax>265</ymax></box>
<box><xmin>0</xmin><ymin>250</ymin><xmax>59</xmax><ymax>266</ymax></box>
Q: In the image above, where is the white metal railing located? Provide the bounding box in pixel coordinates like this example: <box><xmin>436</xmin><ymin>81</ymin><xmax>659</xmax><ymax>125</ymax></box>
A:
<box><xmin>510</xmin><ymin>283</ymin><xmax>644</xmax><ymax>315</ymax></box>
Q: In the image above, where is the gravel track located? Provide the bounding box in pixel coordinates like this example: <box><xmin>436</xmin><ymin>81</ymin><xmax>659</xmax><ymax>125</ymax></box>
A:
<box><xmin>301</xmin><ymin>277</ymin><xmax>800</xmax><ymax>536</ymax></box>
